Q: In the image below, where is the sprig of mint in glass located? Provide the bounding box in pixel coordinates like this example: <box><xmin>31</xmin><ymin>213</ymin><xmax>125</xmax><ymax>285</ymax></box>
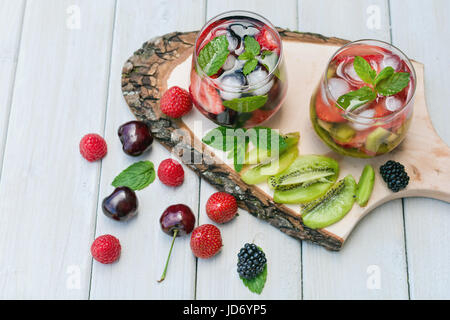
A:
<box><xmin>336</xmin><ymin>56</ymin><xmax>410</xmax><ymax>111</ymax></box>
<box><xmin>198</xmin><ymin>35</ymin><xmax>229</xmax><ymax>76</ymax></box>
<box><xmin>238</xmin><ymin>36</ymin><xmax>263</xmax><ymax>75</ymax></box>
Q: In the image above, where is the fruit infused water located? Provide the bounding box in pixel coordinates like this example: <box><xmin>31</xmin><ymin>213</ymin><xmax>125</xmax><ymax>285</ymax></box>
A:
<box><xmin>190</xmin><ymin>11</ymin><xmax>287</xmax><ymax>128</ymax></box>
<box><xmin>311</xmin><ymin>40</ymin><xmax>416</xmax><ymax>157</ymax></box>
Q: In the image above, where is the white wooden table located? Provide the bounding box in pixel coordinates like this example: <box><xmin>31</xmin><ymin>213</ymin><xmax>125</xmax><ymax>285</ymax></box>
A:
<box><xmin>0</xmin><ymin>0</ymin><xmax>449</xmax><ymax>300</ymax></box>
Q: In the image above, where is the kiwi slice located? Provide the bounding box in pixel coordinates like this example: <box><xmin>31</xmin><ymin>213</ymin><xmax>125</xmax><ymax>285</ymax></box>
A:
<box><xmin>245</xmin><ymin>132</ymin><xmax>300</xmax><ymax>165</ymax></box>
<box><xmin>331</xmin><ymin>123</ymin><xmax>356</xmax><ymax>143</ymax></box>
<box><xmin>241</xmin><ymin>146</ymin><xmax>298</xmax><ymax>185</ymax></box>
<box><xmin>365</xmin><ymin>127</ymin><xmax>396</xmax><ymax>153</ymax></box>
<box><xmin>270</xmin><ymin>155</ymin><xmax>339</xmax><ymax>204</ymax></box>
<box><xmin>356</xmin><ymin>164</ymin><xmax>375</xmax><ymax>207</ymax></box>
<box><xmin>302</xmin><ymin>175</ymin><xmax>357</xmax><ymax>229</ymax></box>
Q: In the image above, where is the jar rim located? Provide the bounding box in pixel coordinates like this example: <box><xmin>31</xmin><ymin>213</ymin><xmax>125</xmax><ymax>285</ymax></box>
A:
<box><xmin>323</xmin><ymin>39</ymin><xmax>417</xmax><ymax>122</ymax></box>
<box><xmin>193</xmin><ymin>10</ymin><xmax>283</xmax><ymax>91</ymax></box>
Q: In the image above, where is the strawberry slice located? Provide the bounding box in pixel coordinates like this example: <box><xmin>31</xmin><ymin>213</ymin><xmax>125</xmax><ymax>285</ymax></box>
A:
<box><xmin>373</xmin><ymin>98</ymin><xmax>393</xmax><ymax>118</ymax></box>
<box><xmin>334</xmin><ymin>128</ymin><xmax>371</xmax><ymax>148</ymax></box>
<box><xmin>189</xmin><ymin>71</ymin><xmax>225</xmax><ymax>115</ymax></box>
<box><xmin>255</xmin><ymin>28</ymin><xmax>279</xmax><ymax>52</ymax></box>
<box><xmin>315</xmin><ymin>88</ymin><xmax>347</xmax><ymax>123</ymax></box>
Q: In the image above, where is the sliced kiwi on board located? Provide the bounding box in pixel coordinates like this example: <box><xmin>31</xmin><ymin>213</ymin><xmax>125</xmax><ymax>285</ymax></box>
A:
<box><xmin>245</xmin><ymin>132</ymin><xmax>300</xmax><ymax>165</ymax></box>
<box><xmin>270</xmin><ymin>155</ymin><xmax>339</xmax><ymax>204</ymax></box>
<box><xmin>356</xmin><ymin>164</ymin><xmax>375</xmax><ymax>207</ymax></box>
<box><xmin>241</xmin><ymin>146</ymin><xmax>298</xmax><ymax>185</ymax></box>
<box><xmin>302</xmin><ymin>175</ymin><xmax>357</xmax><ymax>229</ymax></box>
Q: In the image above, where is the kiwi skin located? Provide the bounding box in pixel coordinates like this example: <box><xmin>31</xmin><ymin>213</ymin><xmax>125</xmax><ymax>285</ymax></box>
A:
<box><xmin>302</xmin><ymin>175</ymin><xmax>357</xmax><ymax>229</ymax></box>
<box><xmin>356</xmin><ymin>164</ymin><xmax>375</xmax><ymax>207</ymax></box>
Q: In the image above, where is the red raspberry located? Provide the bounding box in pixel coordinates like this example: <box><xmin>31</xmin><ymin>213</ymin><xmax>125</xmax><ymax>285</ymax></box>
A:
<box><xmin>91</xmin><ymin>234</ymin><xmax>121</xmax><ymax>264</ymax></box>
<box><xmin>190</xmin><ymin>224</ymin><xmax>222</xmax><ymax>259</ymax></box>
<box><xmin>158</xmin><ymin>158</ymin><xmax>185</xmax><ymax>187</ymax></box>
<box><xmin>206</xmin><ymin>192</ymin><xmax>238</xmax><ymax>224</ymax></box>
<box><xmin>160</xmin><ymin>86</ymin><xmax>193</xmax><ymax>118</ymax></box>
<box><xmin>79</xmin><ymin>133</ymin><xmax>107</xmax><ymax>162</ymax></box>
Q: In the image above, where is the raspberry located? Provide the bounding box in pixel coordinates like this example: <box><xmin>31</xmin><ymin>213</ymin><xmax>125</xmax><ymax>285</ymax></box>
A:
<box><xmin>157</xmin><ymin>158</ymin><xmax>185</xmax><ymax>187</ymax></box>
<box><xmin>379</xmin><ymin>160</ymin><xmax>409</xmax><ymax>192</ymax></box>
<box><xmin>237</xmin><ymin>243</ymin><xmax>267</xmax><ymax>280</ymax></box>
<box><xmin>190</xmin><ymin>224</ymin><xmax>222</xmax><ymax>259</ymax></box>
<box><xmin>206</xmin><ymin>192</ymin><xmax>238</xmax><ymax>224</ymax></box>
<box><xmin>91</xmin><ymin>234</ymin><xmax>121</xmax><ymax>264</ymax></box>
<box><xmin>79</xmin><ymin>133</ymin><xmax>107</xmax><ymax>162</ymax></box>
<box><xmin>160</xmin><ymin>86</ymin><xmax>193</xmax><ymax>118</ymax></box>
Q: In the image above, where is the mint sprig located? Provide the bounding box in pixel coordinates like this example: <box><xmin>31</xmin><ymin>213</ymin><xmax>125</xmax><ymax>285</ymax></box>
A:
<box><xmin>198</xmin><ymin>35</ymin><xmax>229</xmax><ymax>76</ymax></box>
<box><xmin>238</xmin><ymin>36</ymin><xmax>262</xmax><ymax>75</ymax></box>
<box><xmin>336</xmin><ymin>56</ymin><xmax>410</xmax><ymax>111</ymax></box>
<box><xmin>112</xmin><ymin>161</ymin><xmax>156</xmax><ymax>190</ymax></box>
<box><xmin>222</xmin><ymin>95</ymin><xmax>268</xmax><ymax>113</ymax></box>
<box><xmin>202</xmin><ymin>126</ymin><xmax>286</xmax><ymax>172</ymax></box>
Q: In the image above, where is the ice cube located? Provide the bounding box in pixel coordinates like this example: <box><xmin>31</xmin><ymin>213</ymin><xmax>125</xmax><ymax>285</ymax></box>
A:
<box><xmin>245</xmin><ymin>26</ymin><xmax>259</xmax><ymax>36</ymax></box>
<box><xmin>229</xmin><ymin>24</ymin><xmax>246</xmax><ymax>38</ymax></box>
<box><xmin>385</xmin><ymin>96</ymin><xmax>403</xmax><ymax>112</ymax></box>
<box><xmin>219</xmin><ymin>73</ymin><xmax>246</xmax><ymax>100</ymax></box>
<box><xmin>336</xmin><ymin>59</ymin><xmax>365</xmax><ymax>87</ymax></box>
<box><xmin>327</xmin><ymin>77</ymin><xmax>351</xmax><ymax>99</ymax></box>
<box><xmin>247</xmin><ymin>68</ymin><xmax>273</xmax><ymax>96</ymax></box>
<box><xmin>380</xmin><ymin>54</ymin><xmax>401</xmax><ymax>71</ymax></box>
<box><xmin>226</xmin><ymin>32</ymin><xmax>239</xmax><ymax>51</ymax></box>
<box><xmin>222</xmin><ymin>55</ymin><xmax>236</xmax><ymax>71</ymax></box>
<box><xmin>349</xmin><ymin>109</ymin><xmax>375</xmax><ymax>131</ymax></box>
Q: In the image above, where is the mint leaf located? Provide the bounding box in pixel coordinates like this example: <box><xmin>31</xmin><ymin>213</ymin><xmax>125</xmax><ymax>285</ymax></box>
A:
<box><xmin>238</xmin><ymin>51</ymin><xmax>254</xmax><ymax>61</ymax></box>
<box><xmin>240</xmin><ymin>247</ymin><xmax>267</xmax><ymax>295</ymax></box>
<box><xmin>374</xmin><ymin>66</ymin><xmax>394</xmax><ymax>85</ymax></box>
<box><xmin>337</xmin><ymin>86</ymin><xmax>377</xmax><ymax>111</ymax></box>
<box><xmin>202</xmin><ymin>126</ymin><xmax>234</xmax><ymax>151</ymax></box>
<box><xmin>223</xmin><ymin>95</ymin><xmax>268</xmax><ymax>113</ymax></box>
<box><xmin>243</xmin><ymin>58</ymin><xmax>258</xmax><ymax>75</ymax></box>
<box><xmin>354</xmin><ymin>56</ymin><xmax>376</xmax><ymax>84</ymax></box>
<box><xmin>198</xmin><ymin>35</ymin><xmax>229</xmax><ymax>76</ymax></box>
<box><xmin>261</xmin><ymin>50</ymin><xmax>272</xmax><ymax>58</ymax></box>
<box><xmin>376</xmin><ymin>72</ymin><xmax>410</xmax><ymax>96</ymax></box>
<box><xmin>259</xmin><ymin>50</ymin><xmax>279</xmax><ymax>73</ymax></box>
<box><xmin>112</xmin><ymin>161</ymin><xmax>155</xmax><ymax>191</ymax></box>
<box><xmin>244</xmin><ymin>36</ymin><xmax>260</xmax><ymax>56</ymax></box>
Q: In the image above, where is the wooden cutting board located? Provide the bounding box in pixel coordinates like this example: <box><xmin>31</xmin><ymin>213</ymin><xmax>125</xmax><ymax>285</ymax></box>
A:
<box><xmin>121</xmin><ymin>29</ymin><xmax>450</xmax><ymax>251</ymax></box>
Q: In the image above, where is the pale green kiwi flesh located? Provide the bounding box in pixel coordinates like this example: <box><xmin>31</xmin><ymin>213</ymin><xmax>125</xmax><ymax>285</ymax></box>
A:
<box><xmin>241</xmin><ymin>146</ymin><xmax>298</xmax><ymax>185</ymax></box>
<box><xmin>356</xmin><ymin>164</ymin><xmax>375</xmax><ymax>207</ymax></box>
<box><xmin>244</xmin><ymin>132</ymin><xmax>299</xmax><ymax>165</ymax></box>
<box><xmin>273</xmin><ymin>181</ymin><xmax>334</xmax><ymax>204</ymax></box>
<box><xmin>302</xmin><ymin>175</ymin><xmax>357</xmax><ymax>229</ymax></box>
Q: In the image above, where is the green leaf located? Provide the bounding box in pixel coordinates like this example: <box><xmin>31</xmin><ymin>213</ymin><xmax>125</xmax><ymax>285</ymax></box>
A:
<box><xmin>376</xmin><ymin>72</ymin><xmax>410</xmax><ymax>96</ymax></box>
<box><xmin>240</xmin><ymin>247</ymin><xmax>267</xmax><ymax>295</ymax></box>
<box><xmin>337</xmin><ymin>86</ymin><xmax>377</xmax><ymax>111</ymax></box>
<box><xmin>243</xmin><ymin>58</ymin><xmax>258</xmax><ymax>75</ymax></box>
<box><xmin>248</xmin><ymin>127</ymin><xmax>287</xmax><ymax>155</ymax></box>
<box><xmin>238</xmin><ymin>51</ymin><xmax>254</xmax><ymax>61</ymax></box>
<box><xmin>112</xmin><ymin>161</ymin><xmax>156</xmax><ymax>191</ymax></box>
<box><xmin>223</xmin><ymin>95</ymin><xmax>268</xmax><ymax>113</ymax></box>
<box><xmin>259</xmin><ymin>50</ymin><xmax>279</xmax><ymax>73</ymax></box>
<box><xmin>353</xmin><ymin>56</ymin><xmax>376</xmax><ymax>84</ymax></box>
<box><xmin>197</xmin><ymin>35</ymin><xmax>229</xmax><ymax>76</ymax></box>
<box><xmin>374</xmin><ymin>66</ymin><xmax>394</xmax><ymax>85</ymax></box>
<box><xmin>202</xmin><ymin>126</ymin><xmax>234</xmax><ymax>151</ymax></box>
<box><xmin>261</xmin><ymin>50</ymin><xmax>272</xmax><ymax>58</ymax></box>
<box><xmin>244</xmin><ymin>36</ymin><xmax>261</xmax><ymax>56</ymax></box>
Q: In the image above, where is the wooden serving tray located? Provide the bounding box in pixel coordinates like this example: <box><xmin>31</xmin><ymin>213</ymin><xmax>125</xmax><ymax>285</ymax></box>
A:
<box><xmin>121</xmin><ymin>29</ymin><xmax>450</xmax><ymax>250</ymax></box>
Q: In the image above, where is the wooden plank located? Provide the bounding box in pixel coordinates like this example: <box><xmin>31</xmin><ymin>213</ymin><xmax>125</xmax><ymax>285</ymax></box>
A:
<box><xmin>299</xmin><ymin>0</ymin><xmax>409</xmax><ymax>299</ymax></box>
<box><xmin>194</xmin><ymin>0</ymin><xmax>302</xmax><ymax>300</ymax></box>
<box><xmin>0</xmin><ymin>0</ymin><xmax>25</xmax><ymax>174</ymax></box>
<box><xmin>390</xmin><ymin>0</ymin><xmax>450</xmax><ymax>300</ymax></box>
<box><xmin>89</xmin><ymin>0</ymin><xmax>205</xmax><ymax>299</ymax></box>
<box><xmin>0</xmin><ymin>0</ymin><xmax>115</xmax><ymax>299</ymax></box>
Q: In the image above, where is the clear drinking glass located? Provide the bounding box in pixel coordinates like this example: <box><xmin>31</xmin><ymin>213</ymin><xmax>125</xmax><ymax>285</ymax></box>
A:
<box><xmin>310</xmin><ymin>39</ymin><xmax>416</xmax><ymax>157</ymax></box>
<box><xmin>190</xmin><ymin>10</ymin><xmax>287</xmax><ymax>128</ymax></box>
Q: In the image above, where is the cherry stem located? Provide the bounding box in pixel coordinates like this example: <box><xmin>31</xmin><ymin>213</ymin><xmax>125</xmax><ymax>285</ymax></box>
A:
<box><xmin>158</xmin><ymin>229</ymin><xmax>178</xmax><ymax>283</ymax></box>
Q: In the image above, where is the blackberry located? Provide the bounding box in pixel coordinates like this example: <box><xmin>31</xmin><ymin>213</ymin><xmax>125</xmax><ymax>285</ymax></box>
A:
<box><xmin>237</xmin><ymin>243</ymin><xmax>267</xmax><ymax>280</ymax></box>
<box><xmin>379</xmin><ymin>160</ymin><xmax>410</xmax><ymax>192</ymax></box>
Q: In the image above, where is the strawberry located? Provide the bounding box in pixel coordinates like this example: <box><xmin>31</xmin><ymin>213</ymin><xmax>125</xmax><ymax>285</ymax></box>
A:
<box><xmin>334</xmin><ymin>129</ymin><xmax>372</xmax><ymax>149</ymax></box>
<box><xmin>315</xmin><ymin>88</ymin><xmax>347</xmax><ymax>123</ymax></box>
<box><xmin>189</xmin><ymin>71</ymin><xmax>225</xmax><ymax>115</ymax></box>
<box><xmin>79</xmin><ymin>133</ymin><xmax>107</xmax><ymax>162</ymax></box>
<box><xmin>190</xmin><ymin>224</ymin><xmax>222</xmax><ymax>259</ymax></box>
<box><xmin>158</xmin><ymin>158</ymin><xmax>184</xmax><ymax>187</ymax></box>
<box><xmin>373</xmin><ymin>98</ymin><xmax>393</xmax><ymax>118</ymax></box>
<box><xmin>160</xmin><ymin>86</ymin><xmax>193</xmax><ymax>118</ymax></box>
<box><xmin>206</xmin><ymin>192</ymin><xmax>238</xmax><ymax>224</ymax></box>
<box><xmin>255</xmin><ymin>27</ymin><xmax>279</xmax><ymax>52</ymax></box>
<box><xmin>91</xmin><ymin>234</ymin><xmax>121</xmax><ymax>264</ymax></box>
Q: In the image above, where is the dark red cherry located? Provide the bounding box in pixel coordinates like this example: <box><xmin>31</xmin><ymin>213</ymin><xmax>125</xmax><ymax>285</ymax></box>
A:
<box><xmin>118</xmin><ymin>121</ymin><xmax>153</xmax><ymax>156</ymax></box>
<box><xmin>158</xmin><ymin>204</ymin><xmax>196</xmax><ymax>282</ymax></box>
<box><xmin>102</xmin><ymin>187</ymin><xmax>138</xmax><ymax>221</ymax></box>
